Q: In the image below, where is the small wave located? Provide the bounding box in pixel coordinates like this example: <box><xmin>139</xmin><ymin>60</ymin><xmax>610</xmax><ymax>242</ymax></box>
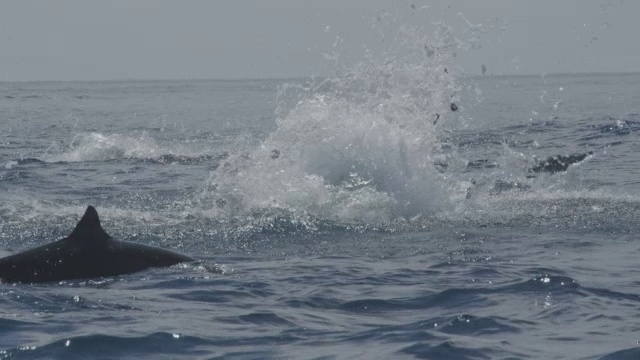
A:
<box><xmin>399</xmin><ymin>341</ymin><xmax>494</xmax><ymax>360</ymax></box>
<box><xmin>2</xmin><ymin>94</ymin><xmax>51</xmax><ymax>100</ymax></box>
<box><xmin>437</xmin><ymin>314</ymin><xmax>519</xmax><ymax>336</ymax></box>
<box><xmin>503</xmin><ymin>274</ymin><xmax>580</xmax><ymax>294</ymax></box>
<box><xmin>343</xmin><ymin>319</ymin><xmax>441</xmax><ymax>343</ymax></box>
<box><xmin>3</xmin><ymin>332</ymin><xmax>217</xmax><ymax>360</ymax></box>
<box><xmin>581</xmin><ymin>286</ymin><xmax>640</xmax><ymax>303</ymax></box>
<box><xmin>337</xmin><ymin>314</ymin><xmax>519</xmax><ymax>345</ymax></box>
<box><xmin>0</xmin><ymin>318</ymin><xmax>38</xmax><ymax>332</ymax></box>
<box><xmin>579</xmin><ymin>116</ymin><xmax>640</xmax><ymax>142</ymax></box>
<box><xmin>21</xmin><ymin>94</ymin><xmax>51</xmax><ymax>100</ymax></box>
<box><xmin>167</xmin><ymin>288</ymin><xmax>267</xmax><ymax>304</ymax></box>
<box><xmin>45</xmin><ymin>132</ymin><xmax>165</xmax><ymax>163</ymax></box>
<box><xmin>147</xmin><ymin>153</ymin><xmax>227</xmax><ymax>166</ymax></box>
<box><xmin>286</xmin><ymin>287</ymin><xmax>489</xmax><ymax>314</ymax></box>
<box><xmin>2</xmin><ymin>158</ymin><xmax>45</xmax><ymax>171</ymax></box>
<box><xmin>237</xmin><ymin>312</ymin><xmax>296</xmax><ymax>326</ymax></box>
<box><xmin>15</xmin><ymin>158</ymin><xmax>45</xmax><ymax>166</ymax></box>
<box><xmin>599</xmin><ymin>347</ymin><xmax>640</xmax><ymax>360</ymax></box>
<box><xmin>43</xmin><ymin>132</ymin><xmax>222</xmax><ymax>166</ymax></box>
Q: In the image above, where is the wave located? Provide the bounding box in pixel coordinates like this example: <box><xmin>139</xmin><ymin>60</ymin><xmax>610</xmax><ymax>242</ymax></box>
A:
<box><xmin>578</xmin><ymin>115</ymin><xmax>640</xmax><ymax>143</ymax></box>
<box><xmin>36</xmin><ymin>132</ymin><xmax>226</xmax><ymax>166</ymax></box>
<box><xmin>2</xmin><ymin>94</ymin><xmax>52</xmax><ymax>100</ymax></box>
<box><xmin>3</xmin><ymin>332</ymin><xmax>221</xmax><ymax>360</ymax></box>
<box><xmin>599</xmin><ymin>347</ymin><xmax>640</xmax><ymax>360</ymax></box>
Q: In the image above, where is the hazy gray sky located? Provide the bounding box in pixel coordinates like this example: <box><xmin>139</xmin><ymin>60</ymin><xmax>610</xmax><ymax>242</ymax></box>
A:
<box><xmin>1</xmin><ymin>0</ymin><xmax>637</xmax><ymax>81</ymax></box>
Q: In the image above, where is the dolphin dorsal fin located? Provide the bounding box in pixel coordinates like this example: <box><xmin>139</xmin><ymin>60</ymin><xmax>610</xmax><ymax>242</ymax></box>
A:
<box><xmin>69</xmin><ymin>206</ymin><xmax>109</xmax><ymax>241</ymax></box>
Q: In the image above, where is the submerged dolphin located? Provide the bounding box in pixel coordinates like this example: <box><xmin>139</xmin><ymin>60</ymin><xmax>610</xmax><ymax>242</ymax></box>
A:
<box><xmin>0</xmin><ymin>206</ymin><xmax>194</xmax><ymax>284</ymax></box>
<box><xmin>529</xmin><ymin>151</ymin><xmax>593</xmax><ymax>174</ymax></box>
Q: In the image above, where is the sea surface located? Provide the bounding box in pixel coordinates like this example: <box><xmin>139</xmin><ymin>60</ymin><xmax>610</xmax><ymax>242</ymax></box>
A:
<box><xmin>2</xmin><ymin>58</ymin><xmax>640</xmax><ymax>358</ymax></box>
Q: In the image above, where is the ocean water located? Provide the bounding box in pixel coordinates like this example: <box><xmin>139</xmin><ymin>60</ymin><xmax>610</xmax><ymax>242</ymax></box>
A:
<box><xmin>2</xmin><ymin>30</ymin><xmax>640</xmax><ymax>360</ymax></box>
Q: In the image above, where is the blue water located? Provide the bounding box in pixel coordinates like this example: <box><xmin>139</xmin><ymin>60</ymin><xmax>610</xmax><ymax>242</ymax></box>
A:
<box><xmin>2</xmin><ymin>33</ymin><xmax>640</xmax><ymax>360</ymax></box>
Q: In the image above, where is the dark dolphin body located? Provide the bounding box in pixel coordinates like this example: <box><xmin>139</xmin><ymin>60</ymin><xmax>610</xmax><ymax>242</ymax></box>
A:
<box><xmin>0</xmin><ymin>206</ymin><xmax>194</xmax><ymax>284</ymax></box>
<box><xmin>449</xmin><ymin>151</ymin><xmax>593</xmax><ymax>176</ymax></box>
<box><xmin>529</xmin><ymin>151</ymin><xmax>593</xmax><ymax>174</ymax></box>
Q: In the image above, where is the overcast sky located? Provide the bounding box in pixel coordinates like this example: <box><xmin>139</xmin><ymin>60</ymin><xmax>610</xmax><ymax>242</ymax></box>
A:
<box><xmin>0</xmin><ymin>0</ymin><xmax>637</xmax><ymax>81</ymax></box>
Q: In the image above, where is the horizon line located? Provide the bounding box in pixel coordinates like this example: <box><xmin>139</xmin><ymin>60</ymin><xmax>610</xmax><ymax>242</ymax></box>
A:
<box><xmin>1</xmin><ymin>70</ymin><xmax>639</xmax><ymax>84</ymax></box>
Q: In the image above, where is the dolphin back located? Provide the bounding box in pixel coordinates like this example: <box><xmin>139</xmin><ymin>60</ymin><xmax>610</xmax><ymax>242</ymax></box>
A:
<box><xmin>0</xmin><ymin>206</ymin><xmax>194</xmax><ymax>284</ymax></box>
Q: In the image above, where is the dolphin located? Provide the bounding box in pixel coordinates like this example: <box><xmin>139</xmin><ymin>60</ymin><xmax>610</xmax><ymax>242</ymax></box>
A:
<box><xmin>0</xmin><ymin>206</ymin><xmax>194</xmax><ymax>284</ymax></box>
<box><xmin>529</xmin><ymin>151</ymin><xmax>593</xmax><ymax>174</ymax></box>
<box><xmin>441</xmin><ymin>151</ymin><xmax>594</xmax><ymax>176</ymax></box>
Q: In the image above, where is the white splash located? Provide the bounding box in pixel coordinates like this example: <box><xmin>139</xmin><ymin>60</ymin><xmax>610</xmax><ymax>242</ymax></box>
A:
<box><xmin>207</xmin><ymin>23</ymin><xmax>467</xmax><ymax>225</ymax></box>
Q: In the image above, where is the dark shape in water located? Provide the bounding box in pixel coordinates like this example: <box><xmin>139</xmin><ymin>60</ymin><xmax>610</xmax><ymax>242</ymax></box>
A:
<box><xmin>450</xmin><ymin>103</ymin><xmax>458</xmax><ymax>112</ymax></box>
<box><xmin>0</xmin><ymin>206</ymin><xmax>194</xmax><ymax>284</ymax></box>
<box><xmin>529</xmin><ymin>152</ymin><xmax>593</xmax><ymax>174</ymax></box>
